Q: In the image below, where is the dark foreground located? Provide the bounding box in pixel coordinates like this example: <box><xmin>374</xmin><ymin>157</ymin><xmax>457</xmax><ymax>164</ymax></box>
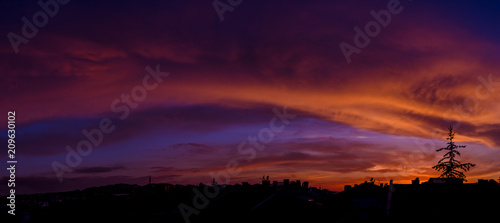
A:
<box><xmin>2</xmin><ymin>180</ymin><xmax>499</xmax><ymax>223</ymax></box>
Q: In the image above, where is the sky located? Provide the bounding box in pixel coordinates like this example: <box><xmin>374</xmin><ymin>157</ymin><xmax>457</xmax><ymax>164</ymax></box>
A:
<box><xmin>1</xmin><ymin>0</ymin><xmax>500</xmax><ymax>194</ymax></box>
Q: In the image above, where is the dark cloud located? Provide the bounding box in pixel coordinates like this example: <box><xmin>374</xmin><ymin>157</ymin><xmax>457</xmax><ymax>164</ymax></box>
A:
<box><xmin>168</xmin><ymin>143</ymin><xmax>215</xmax><ymax>155</ymax></box>
<box><xmin>475</xmin><ymin>124</ymin><xmax>500</xmax><ymax>148</ymax></box>
<box><xmin>149</xmin><ymin>166</ymin><xmax>175</xmax><ymax>173</ymax></box>
<box><xmin>73</xmin><ymin>166</ymin><xmax>125</xmax><ymax>174</ymax></box>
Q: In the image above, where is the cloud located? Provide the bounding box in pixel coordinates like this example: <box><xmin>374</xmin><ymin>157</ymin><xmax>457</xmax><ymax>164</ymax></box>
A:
<box><xmin>73</xmin><ymin>166</ymin><xmax>125</xmax><ymax>174</ymax></box>
<box><xmin>149</xmin><ymin>166</ymin><xmax>175</xmax><ymax>173</ymax></box>
<box><xmin>1</xmin><ymin>104</ymin><xmax>308</xmax><ymax>157</ymax></box>
<box><xmin>0</xmin><ymin>175</ymin><xmax>145</xmax><ymax>195</ymax></box>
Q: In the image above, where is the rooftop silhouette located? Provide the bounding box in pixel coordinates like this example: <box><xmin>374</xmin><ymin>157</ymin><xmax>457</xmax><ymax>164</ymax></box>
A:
<box><xmin>2</xmin><ymin>177</ymin><xmax>498</xmax><ymax>222</ymax></box>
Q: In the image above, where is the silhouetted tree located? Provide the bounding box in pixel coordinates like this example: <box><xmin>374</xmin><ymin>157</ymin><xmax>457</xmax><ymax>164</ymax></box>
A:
<box><xmin>432</xmin><ymin>126</ymin><xmax>475</xmax><ymax>180</ymax></box>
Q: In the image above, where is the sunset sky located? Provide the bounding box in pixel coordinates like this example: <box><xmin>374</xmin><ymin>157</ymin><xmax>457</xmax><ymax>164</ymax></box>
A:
<box><xmin>1</xmin><ymin>0</ymin><xmax>500</xmax><ymax>194</ymax></box>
